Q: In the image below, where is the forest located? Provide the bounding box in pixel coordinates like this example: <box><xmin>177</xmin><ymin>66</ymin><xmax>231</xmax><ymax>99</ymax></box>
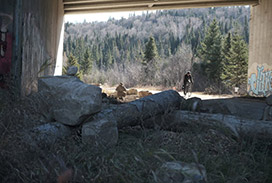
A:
<box><xmin>64</xmin><ymin>6</ymin><xmax>249</xmax><ymax>93</ymax></box>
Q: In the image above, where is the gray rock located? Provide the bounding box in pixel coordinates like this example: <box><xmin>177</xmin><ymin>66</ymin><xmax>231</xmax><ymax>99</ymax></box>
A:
<box><xmin>262</xmin><ymin>106</ymin><xmax>272</xmax><ymax>121</ymax></box>
<box><xmin>67</xmin><ymin>66</ymin><xmax>78</xmax><ymax>76</ymax></box>
<box><xmin>25</xmin><ymin>122</ymin><xmax>71</xmax><ymax>147</ymax></box>
<box><xmin>155</xmin><ymin>161</ymin><xmax>207</xmax><ymax>183</ymax></box>
<box><xmin>38</xmin><ymin>76</ymin><xmax>102</xmax><ymax>126</ymax></box>
<box><xmin>82</xmin><ymin>111</ymin><xmax>118</xmax><ymax>148</ymax></box>
<box><xmin>266</xmin><ymin>95</ymin><xmax>272</xmax><ymax>106</ymax></box>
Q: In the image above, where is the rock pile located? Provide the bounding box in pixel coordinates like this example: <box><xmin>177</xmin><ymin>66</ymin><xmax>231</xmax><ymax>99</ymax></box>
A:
<box><xmin>27</xmin><ymin>76</ymin><xmax>183</xmax><ymax>149</ymax></box>
<box><xmin>27</xmin><ymin>74</ymin><xmax>102</xmax><ymax>147</ymax></box>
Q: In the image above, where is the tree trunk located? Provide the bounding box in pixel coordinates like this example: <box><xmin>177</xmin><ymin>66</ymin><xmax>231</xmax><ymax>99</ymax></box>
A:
<box><xmin>148</xmin><ymin>110</ymin><xmax>272</xmax><ymax>139</ymax></box>
<box><xmin>113</xmin><ymin>90</ymin><xmax>183</xmax><ymax>128</ymax></box>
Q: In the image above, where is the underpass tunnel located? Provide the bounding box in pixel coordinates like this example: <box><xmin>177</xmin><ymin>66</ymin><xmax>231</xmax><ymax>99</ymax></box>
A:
<box><xmin>0</xmin><ymin>0</ymin><xmax>271</xmax><ymax>97</ymax></box>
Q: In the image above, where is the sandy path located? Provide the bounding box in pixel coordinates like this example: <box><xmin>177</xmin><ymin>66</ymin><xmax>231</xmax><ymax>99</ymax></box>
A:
<box><xmin>100</xmin><ymin>85</ymin><xmax>233</xmax><ymax>100</ymax></box>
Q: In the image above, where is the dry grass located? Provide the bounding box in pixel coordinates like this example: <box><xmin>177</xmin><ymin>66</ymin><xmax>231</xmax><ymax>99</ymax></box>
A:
<box><xmin>1</xmin><ymin>91</ymin><xmax>272</xmax><ymax>183</ymax></box>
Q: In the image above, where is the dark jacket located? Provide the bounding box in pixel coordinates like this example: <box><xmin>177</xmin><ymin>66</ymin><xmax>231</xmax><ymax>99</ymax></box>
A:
<box><xmin>183</xmin><ymin>74</ymin><xmax>193</xmax><ymax>85</ymax></box>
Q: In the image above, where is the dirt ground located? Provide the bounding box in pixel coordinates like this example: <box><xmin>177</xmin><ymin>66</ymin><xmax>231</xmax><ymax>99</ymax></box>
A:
<box><xmin>101</xmin><ymin>85</ymin><xmax>234</xmax><ymax>100</ymax></box>
<box><xmin>102</xmin><ymin>84</ymin><xmax>265</xmax><ymax>100</ymax></box>
<box><xmin>1</xmin><ymin>86</ymin><xmax>270</xmax><ymax>183</ymax></box>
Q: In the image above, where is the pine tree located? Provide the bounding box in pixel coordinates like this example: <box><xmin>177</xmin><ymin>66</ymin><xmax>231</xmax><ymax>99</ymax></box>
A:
<box><xmin>92</xmin><ymin>44</ymin><xmax>100</xmax><ymax>66</ymax></box>
<box><xmin>244</xmin><ymin>16</ymin><xmax>249</xmax><ymax>43</ymax></box>
<box><xmin>81</xmin><ymin>49</ymin><xmax>93</xmax><ymax>74</ymax></box>
<box><xmin>198</xmin><ymin>19</ymin><xmax>223</xmax><ymax>82</ymax></box>
<box><xmin>227</xmin><ymin>32</ymin><xmax>248</xmax><ymax>87</ymax></box>
<box><xmin>104</xmin><ymin>49</ymin><xmax>113</xmax><ymax>68</ymax></box>
<box><xmin>142</xmin><ymin>36</ymin><xmax>159</xmax><ymax>85</ymax></box>
<box><xmin>143</xmin><ymin>36</ymin><xmax>158</xmax><ymax>64</ymax></box>
<box><xmin>220</xmin><ymin>32</ymin><xmax>232</xmax><ymax>84</ymax></box>
<box><xmin>74</xmin><ymin>37</ymin><xmax>85</xmax><ymax>65</ymax></box>
<box><xmin>67</xmin><ymin>53</ymin><xmax>80</xmax><ymax>68</ymax></box>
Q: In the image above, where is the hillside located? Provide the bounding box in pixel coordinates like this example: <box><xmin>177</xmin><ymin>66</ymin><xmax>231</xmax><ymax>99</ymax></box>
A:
<box><xmin>64</xmin><ymin>6</ymin><xmax>250</xmax><ymax>91</ymax></box>
<box><xmin>64</xmin><ymin>6</ymin><xmax>249</xmax><ymax>63</ymax></box>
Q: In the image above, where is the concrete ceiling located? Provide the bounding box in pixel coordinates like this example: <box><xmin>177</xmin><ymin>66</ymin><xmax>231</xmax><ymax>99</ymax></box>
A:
<box><xmin>63</xmin><ymin>0</ymin><xmax>259</xmax><ymax>14</ymax></box>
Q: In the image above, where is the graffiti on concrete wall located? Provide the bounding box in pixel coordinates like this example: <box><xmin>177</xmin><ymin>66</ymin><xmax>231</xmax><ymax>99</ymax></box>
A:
<box><xmin>0</xmin><ymin>13</ymin><xmax>13</xmax><ymax>88</ymax></box>
<box><xmin>248</xmin><ymin>65</ymin><xmax>272</xmax><ymax>96</ymax></box>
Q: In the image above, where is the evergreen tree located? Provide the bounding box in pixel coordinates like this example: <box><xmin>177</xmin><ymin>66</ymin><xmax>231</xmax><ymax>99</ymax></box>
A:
<box><xmin>220</xmin><ymin>32</ymin><xmax>232</xmax><ymax>84</ymax></box>
<box><xmin>244</xmin><ymin>16</ymin><xmax>249</xmax><ymax>43</ymax></box>
<box><xmin>81</xmin><ymin>49</ymin><xmax>93</xmax><ymax>74</ymax></box>
<box><xmin>67</xmin><ymin>53</ymin><xmax>80</xmax><ymax>68</ymax></box>
<box><xmin>65</xmin><ymin>35</ymin><xmax>72</xmax><ymax>55</ymax></box>
<box><xmin>112</xmin><ymin>43</ymin><xmax>120</xmax><ymax>63</ymax></box>
<box><xmin>104</xmin><ymin>49</ymin><xmax>113</xmax><ymax>68</ymax></box>
<box><xmin>143</xmin><ymin>36</ymin><xmax>158</xmax><ymax>64</ymax></box>
<box><xmin>198</xmin><ymin>19</ymin><xmax>223</xmax><ymax>82</ymax></box>
<box><xmin>63</xmin><ymin>7</ymin><xmax>250</xmax><ymax>88</ymax></box>
<box><xmin>74</xmin><ymin>37</ymin><xmax>85</xmax><ymax>65</ymax></box>
<box><xmin>92</xmin><ymin>44</ymin><xmax>100</xmax><ymax>66</ymax></box>
<box><xmin>142</xmin><ymin>36</ymin><xmax>159</xmax><ymax>85</ymax></box>
<box><xmin>224</xmin><ymin>22</ymin><xmax>229</xmax><ymax>34</ymax></box>
<box><xmin>227</xmin><ymin>32</ymin><xmax>248</xmax><ymax>87</ymax></box>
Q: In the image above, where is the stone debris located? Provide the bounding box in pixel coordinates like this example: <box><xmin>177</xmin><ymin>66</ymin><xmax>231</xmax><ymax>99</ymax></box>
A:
<box><xmin>66</xmin><ymin>66</ymin><xmax>78</xmax><ymax>76</ymax></box>
<box><xmin>38</xmin><ymin>76</ymin><xmax>102</xmax><ymax>126</ymax></box>
<box><xmin>126</xmin><ymin>88</ymin><xmax>138</xmax><ymax>95</ymax></box>
<box><xmin>138</xmin><ymin>90</ymin><xmax>152</xmax><ymax>98</ymax></box>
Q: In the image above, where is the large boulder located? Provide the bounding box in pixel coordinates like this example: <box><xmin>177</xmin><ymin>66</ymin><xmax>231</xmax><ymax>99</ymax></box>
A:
<box><xmin>66</xmin><ymin>66</ymin><xmax>78</xmax><ymax>76</ymax></box>
<box><xmin>262</xmin><ymin>106</ymin><xmax>272</xmax><ymax>121</ymax></box>
<box><xmin>25</xmin><ymin>122</ymin><xmax>72</xmax><ymax>148</ymax></box>
<box><xmin>266</xmin><ymin>95</ymin><xmax>272</xmax><ymax>106</ymax></box>
<box><xmin>82</xmin><ymin>109</ymin><xmax>118</xmax><ymax>148</ymax></box>
<box><xmin>38</xmin><ymin>76</ymin><xmax>102</xmax><ymax>126</ymax></box>
<box><xmin>155</xmin><ymin>161</ymin><xmax>207</xmax><ymax>183</ymax></box>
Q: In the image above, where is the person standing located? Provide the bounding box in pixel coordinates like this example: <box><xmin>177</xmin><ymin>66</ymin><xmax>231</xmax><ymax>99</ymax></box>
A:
<box><xmin>116</xmin><ymin>83</ymin><xmax>127</xmax><ymax>100</ymax></box>
<box><xmin>182</xmin><ymin>71</ymin><xmax>193</xmax><ymax>95</ymax></box>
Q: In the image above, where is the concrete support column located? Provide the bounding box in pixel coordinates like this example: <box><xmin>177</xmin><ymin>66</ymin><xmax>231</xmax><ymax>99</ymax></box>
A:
<box><xmin>54</xmin><ymin>0</ymin><xmax>65</xmax><ymax>76</ymax></box>
<box><xmin>11</xmin><ymin>0</ymin><xmax>23</xmax><ymax>95</ymax></box>
<box><xmin>19</xmin><ymin>0</ymin><xmax>64</xmax><ymax>96</ymax></box>
<box><xmin>248</xmin><ymin>0</ymin><xmax>272</xmax><ymax>96</ymax></box>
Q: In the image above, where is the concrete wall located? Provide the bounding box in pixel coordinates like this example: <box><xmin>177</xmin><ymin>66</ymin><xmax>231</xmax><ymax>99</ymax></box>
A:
<box><xmin>0</xmin><ymin>0</ymin><xmax>14</xmax><ymax>88</ymax></box>
<box><xmin>19</xmin><ymin>0</ymin><xmax>64</xmax><ymax>96</ymax></box>
<box><xmin>248</xmin><ymin>0</ymin><xmax>272</xmax><ymax>96</ymax></box>
<box><xmin>21</xmin><ymin>0</ymin><xmax>64</xmax><ymax>95</ymax></box>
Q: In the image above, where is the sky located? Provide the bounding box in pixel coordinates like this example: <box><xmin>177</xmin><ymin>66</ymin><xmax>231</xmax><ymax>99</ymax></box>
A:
<box><xmin>64</xmin><ymin>5</ymin><xmax>249</xmax><ymax>23</ymax></box>
<box><xmin>64</xmin><ymin>10</ymin><xmax>155</xmax><ymax>23</ymax></box>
